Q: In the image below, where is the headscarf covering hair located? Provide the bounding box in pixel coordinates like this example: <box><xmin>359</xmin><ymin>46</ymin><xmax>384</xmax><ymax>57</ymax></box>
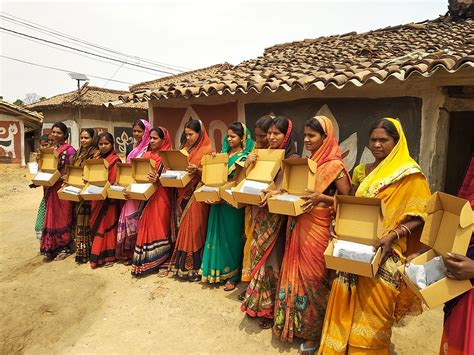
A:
<box><xmin>180</xmin><ymin>118</ymin><xmax>204</xmax><ymax>152</ymax></box>
<box><xmin>271</xmin><ymin>117</ymin><xmax>297</xmax><ymax>158</ymax></box>
<box><xmin>182</xmin><ymin>119</ymin><xmax>214</xmax><ymax>166</ymax></box>
<box><xmin>221</xmin><ymin>122</ymin><xmax>255</xmax><ymax>155</ymax></box>
<box><xmin>73</xmin><ymin>128</ymin><xmax>98</xmax><ymax>165</ymax></box>
<box><xmin>356</xmin><ymin>118</ymin><xmax>423</xmax><ymax>197</ymax></box>
<box><xmin>127</xmin><ymin>119</ymin><xmax>152</xmax><ymax>162</ymax></box>
<box><xmin>51</xmin><ymin>121</ymin><xmax>69</xmax><ymax>139</ymax></box>
<box><xmin>310</xmin><ymin>116</ymin><xmax>344</xmax><ymax>165</ymax></box>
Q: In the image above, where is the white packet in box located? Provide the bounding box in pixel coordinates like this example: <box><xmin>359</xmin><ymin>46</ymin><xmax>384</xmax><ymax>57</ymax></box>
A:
<box><xmin>240</xmin><ymin>180</ymin><xmax>269</xmax><ymax>195</ymax></box>
<box><xmin>161</xmin><ymin>170</ymin><xmax>186</xmax><ymax>179</ymax></box>
<box><xmin>130</xmin><ymin>183</ymin><xmax>152</xmax><ymax>193</ymax></box>
<box><xmin>62</xmin><ymin>186</ymin><xmax>82</xmax><ymax>194</ymax></box>
<box><xmin>201</xmin><ymin>186</ymin><xmax>219</xmax><ymax>192</ymax></box>
<box><xmin>83</xmin><ymin>184</ymin><xmax>104</xmax><ymax>194</ymax></box>
<box><xmin>274</xmin><ymin>194</ymin><xmax>301</xmax><ymax>202</ymax></box>
<box><xmin>333</xmin><ymin>240</ymin><xmax>375</xmax><ymax>263</ymax></box>
<box><xmin>110</xmin><ymin>185</ymin><xmax>126</xmax><ymax>192</ymax></box>
<box><xmin>34</xmin><ymin>172</ymin><xmax>54</xmax><ymax>181</ymax></box>
<box><xmin>406</xmin><ymin>256</ymin><xmax>447</xmax><ymax>289</ymax></box>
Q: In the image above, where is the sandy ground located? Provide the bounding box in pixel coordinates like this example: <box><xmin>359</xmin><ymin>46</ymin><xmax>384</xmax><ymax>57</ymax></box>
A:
<box><xmin>0</xmin><ymin>165</ymin><xmax>443</xmax><ymax>354</ymax></box>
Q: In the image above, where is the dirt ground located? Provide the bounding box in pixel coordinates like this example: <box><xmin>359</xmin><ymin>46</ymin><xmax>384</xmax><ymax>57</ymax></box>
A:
<box><xmin>0</xmin><ymin>165</ymin><xmax>443</xmax><ymax>354</ymax></box>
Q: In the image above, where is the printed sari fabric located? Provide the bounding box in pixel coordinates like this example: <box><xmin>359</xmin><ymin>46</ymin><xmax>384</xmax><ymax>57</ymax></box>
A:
<box><xmin>72</xmin><ymin>147</ymin><xmax>97</xmax><ymax>263</ymax></box>
<box><xmin>241</xmin><ymin>119</ymin><xmax>298</xmax><ymax>319</ymax></box>
<box><xmin>169</xmin><ymin>121</ymin><xmax>214</xmax><ymax>279</ymax></box>
<box><xmin>200</xmin><ymin>125</ymin><xmax>255</xmax><ymax>283</ymax></box>
<box><xmin>319</xmin><ymin>118</ymin><xmax>431</xmax><ymax>354</ymax></box>
<box><xmin>274</xmin><ymin>116</ymin><xmax>350</xmax><ymax>343</ymax></box>
<box><xmin>34</xmin><ymin>196</ymin><xmax>46</xmax><ymax>240</ymax></box>
<box><xmin>440</xmin><ymin>158</ymin><xmax>474</xmax><ymax>355</ymax></box>
<box><xmin>131</xmin><ymin>128</ymin><xmax>173</xmax><ymax>276</ymax></box>
<box><xmin>40</xmin><ymin>143</ymin><xmax>76</xmax><ymax>259</ymax></box>
<box><xmin>89</xmin><ymin>151</ymin><xmax>121</xmax><ymax>268</ymax></box>
<box><xmin>116</xmin><ymin>119</ymin><xmax>152</xmax><ymax>262</ymax></box>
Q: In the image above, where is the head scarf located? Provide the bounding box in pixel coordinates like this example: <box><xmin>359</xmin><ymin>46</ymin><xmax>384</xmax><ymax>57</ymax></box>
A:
<box><xmin>356</xmin><ymin>118</ymin><xmax>423</xmax><ymax>197</ymax></box>
<box><xmin>127</xmin><ymin>119</ymin><xmax>152</xmax><ymax>162</ymax></box>
<box><xmin>310</xmin><ymin>116</ymin><xmax>345</xmax><ymax>165</ymax></box>
<box><xmin>275</xmin><ymin>118</ymin><xmax>297</xmax><ymax>158</ymax></box>
<box><xmin>181</xmin><ymin>120</ymin><xmax>214</xmax><ymax>166</ymax></box>
<box><xmin>73</xmin><ymin>129</ymin><xmax>98</xmax><ymax>166</ymax></box>
<box><xmin>143</xmin><ymin>126</ymin><xmax>173</xmax><ymax>172</ymax></box>
<box><xmin>221</xmin><ymin>122</ymin><xmax>255</xmax><ymax>155</ymax></box>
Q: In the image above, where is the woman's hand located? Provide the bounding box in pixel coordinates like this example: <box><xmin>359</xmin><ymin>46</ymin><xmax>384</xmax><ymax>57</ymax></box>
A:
<box><xmin>247</xmin><ymin>152</ymin><xmax>258</xmax><ymax>166</ymax></box>
<box><xmin>445</xmin><ymin>253</ymin><xmax>474</xmax><ymax>280</ymax></box>
<box><xmin>148</xmin><ymin>171</ymin><xmax>158</xmax><ymax>183</ymax></box>
<box><xmin>258</xmin><ymin>188</ymin><xmax>278</xmax><ymax>207</ymax></box>
<box><xmin>301</xmin><ymin>190</ymin><xmax>321</xmax><ymax>212</ymax></box>
<box><xmin>186</xmin><ymin>164</ymin><xmax>200</xmax><ymax>176</ymax></box>
<box><xmin>373</xmin><ymin>231</ymin><xmax>397</xmax><ymax>265</ymax></box>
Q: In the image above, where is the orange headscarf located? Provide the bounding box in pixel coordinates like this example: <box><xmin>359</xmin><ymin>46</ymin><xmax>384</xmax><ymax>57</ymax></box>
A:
<box><xmin>182</xmin><ymin>120</ymin><xmax>214</xmax><ymax>166</ymax></box>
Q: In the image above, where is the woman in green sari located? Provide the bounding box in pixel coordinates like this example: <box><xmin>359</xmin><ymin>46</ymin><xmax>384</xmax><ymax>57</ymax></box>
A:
<box><xmin>200</xmin><ymin>122</ymin><xmax>255</xmax><ymax>291</ymax></box>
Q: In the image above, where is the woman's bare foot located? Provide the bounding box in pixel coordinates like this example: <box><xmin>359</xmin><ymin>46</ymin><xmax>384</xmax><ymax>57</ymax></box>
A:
<box><xmin>224</xmin><ymin>281</ymin><xmax>236</xmax><ymax>291</ymax></box>
<box><xmin>258</xmin><ymin>318</ymin><xmax>273</xmax><ymax>329</ymax></box>
<box><xmin>157</xmin><ymin>269</ymin><xmax>169</xmax><ymax>277</ymax></box>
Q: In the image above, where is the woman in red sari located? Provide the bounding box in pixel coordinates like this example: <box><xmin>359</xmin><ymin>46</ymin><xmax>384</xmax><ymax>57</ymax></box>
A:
<box><xmin>89</xmin><ymin>132</ymin><xmax>122</xmax><ymax>268</ymax></box>
<box><xmin>40</xmin><ymin>122</ymin><xmax>76</xmax><ymax>261</ymax></box>
<box><xmin>241</xmin><ymin>116</ymin><xmax>299</xmax><ymax>329</ymax></box>
<box><xmin>273</xmin><ymin>116</ymin><xmax>351</xmax><ymax>353</ymax></box>
<box><xmin>132</xmin><ymin>127</ymin><xmax>173</xmax><ymax>276</ymax></box>
<box><xmin>169</xmin><ymin>119</ymin><xmax>214</xmax><ymax>281</ymax></box>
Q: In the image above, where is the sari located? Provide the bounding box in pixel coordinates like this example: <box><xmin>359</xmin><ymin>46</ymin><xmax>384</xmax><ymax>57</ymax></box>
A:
<box><xmin>241</xmin><ymin>119</ymin><xmax>299</xmax><ymax>319</ymax></box>
<box><xmin>440</xmin><ymin>156</ymin><xmax>474</xmax><ymax>355</ymax></box>
<box><xmin>89</xmin><ymin>151</ymin><xmax>122</xmax><ymax>268</ymax></box>
<box><xmin>131</xmin><ymin>128</ymin><xmax>174</xmax><ymax>276</ymax></box>
<box><xmin>274</xmin><ymin>116</ymin><xmax>350</xmax><ymax>343</ymax></box>
<box><xmin>72</xmin><ymin>141</ymin><xmax>98</xmax><ymax>263</ymax></box>
<box><xmin>40</xmin><ymin>143</ymin><xmax>76</xmax><ymax>259</ymax></box>
<box><xmin>200</xmin><ymin>125</ymin><xmax>255</xmax><ymax>283</ymax></box>
<box><xmin>116</xmin><ymin>119</ymin><xmax>152</xmax><ymax>262</ymax></box>
<box><xmin>169</xmin><ymin>121</ymin><xmax>214</xmax><ymax>279</ymax></box>
<box><xmin>319</xmin><ymin>118</ymin><xmax>431</xmax><ymax>355</ymax></box>
<box><xmin>34</xmin><ymin>197</ymin><xmax>46</xmax><ymax>240</ymax></box>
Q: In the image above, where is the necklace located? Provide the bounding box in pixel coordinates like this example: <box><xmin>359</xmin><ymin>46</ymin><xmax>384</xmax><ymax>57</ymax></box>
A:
<box><xmin>229</xmin><ymin>148</ymin><xmax>243</xmax><ymax>157</ymax></box>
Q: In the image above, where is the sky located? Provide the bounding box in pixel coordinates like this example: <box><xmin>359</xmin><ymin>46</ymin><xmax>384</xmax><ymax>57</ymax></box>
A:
<box><xmin>1</xmin><ymin>0</ymin><xmax>448</xmax><ymax>102</ymax></box>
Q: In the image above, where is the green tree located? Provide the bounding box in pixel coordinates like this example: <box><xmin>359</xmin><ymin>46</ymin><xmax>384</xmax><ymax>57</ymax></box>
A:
<box><xmin>13</xmin><ymin>99</ymin><xmax>24</xmax><ymax>106</ymax></box>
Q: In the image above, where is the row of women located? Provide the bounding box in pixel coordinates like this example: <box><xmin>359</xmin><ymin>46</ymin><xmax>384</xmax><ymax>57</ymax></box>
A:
<box><xmin>35</xmin><ymin>116</ymin><xmax>473</xmax><ymax>354</ymax></box>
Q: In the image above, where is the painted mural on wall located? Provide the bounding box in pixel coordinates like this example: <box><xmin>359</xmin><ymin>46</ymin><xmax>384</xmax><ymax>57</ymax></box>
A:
<box><xmin>245</xmin><ymin>97</ymin><xmax>422</xmax><ymax>172</ymax></box>
<box><xmin>153</xmin><ymin>102</ymin><xmax>238</xmax><ymax>151</ymax></box>
<box><xmin>114</xmin><ymin>127</ymin><xmax>133</xmax><ymax>156</ymax></box>
<box><xmin>0</xmin><ymin>121</ymin><xmax>21</xmax><ymax>164</ymax></box>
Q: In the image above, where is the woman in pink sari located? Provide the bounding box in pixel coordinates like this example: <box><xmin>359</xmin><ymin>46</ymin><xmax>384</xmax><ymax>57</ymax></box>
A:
<box><xmin>116</xmin><ymin>119</ymin><xmax>152</xmax><ymax>263</ymax></box>
<box><xmin>40</xmin><ymin>122</ymin><xmax>76</xmax><ymax>260</ymax></box>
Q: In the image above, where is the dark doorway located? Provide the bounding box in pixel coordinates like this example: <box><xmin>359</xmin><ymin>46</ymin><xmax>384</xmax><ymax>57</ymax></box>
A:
<box><xmin>444</xmin><ymin>111</ymin><xmax>474</xmax><ymax>195</ymax></box>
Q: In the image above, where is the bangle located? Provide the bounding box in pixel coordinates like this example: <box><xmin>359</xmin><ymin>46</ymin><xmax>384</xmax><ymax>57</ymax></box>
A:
<box><xmin>400</xmin><ymin>224</ymin><xmax>411</xmax><ymax>236</ymax></box>
<box><xmin>390</xmin><ymin>229</ymin><xmax>400</xmax><ymax>241</ymax></box>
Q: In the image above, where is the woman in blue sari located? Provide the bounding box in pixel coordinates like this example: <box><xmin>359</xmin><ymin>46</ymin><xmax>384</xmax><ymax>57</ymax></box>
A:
<box><xmin>200</xmin><ymin>122</ymin><xmax>255</xmax><ymax>291</ymax></box>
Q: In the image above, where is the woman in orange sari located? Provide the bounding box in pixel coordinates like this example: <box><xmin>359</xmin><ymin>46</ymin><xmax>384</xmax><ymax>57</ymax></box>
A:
<box><xmin>169</xmin><ymin>119</ymin><xmax>214</xmax><ymax>281</ymax></box>
<box><xmin>273</xmin><ymin>116</ymin><xmax>351</xmax><ymax>353</ymax></box>
<box><xmin>318</xmin><ymin>118</ymin><xmax>431</xmax><ymax>355</ymax></box>
<box><xmin>132</xmin><ymin>127</ymin><xmax>173</xmax><ymax>276</ymax></box>
<box><xmin>89</xmin><ymin>132</ymin><xmax>122</xmax><ymax>268</ymax></box>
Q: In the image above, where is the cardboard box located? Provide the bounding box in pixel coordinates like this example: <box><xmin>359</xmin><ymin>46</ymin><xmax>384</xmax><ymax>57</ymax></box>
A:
<box><xmin>125</xmin><ymin>158</ymin><xmax>157</xmax><ymax>200</ymax></box>
<box><xmin>267</xmin><ymin>158</ymin><xmax>317</xmax><ymax>216</ymax></box>
<box><xmin>107</xmin><ymin>163</ymin><xmax>134</xmax><ymax>200</ymax></box>
<box><xmin>194</xmin><ymin>153</ymin><xmax>228</xmax><ymax>203</ymax></box>
<box><xmin>219</xmin><ymin>162</ymin><xmax>247</xmax><ymax>209</ymax></box>
<box><xmin>80</xmin><ymin>159</ymin><xmax>110</xmax><ymax>201</ymax></box>
<box><xmin>31</xmin><ymin>148</ymin><xmax>61</xmax><ymax>187</ymax></box>
<box><xmin>158</xmin><ymin>150</ymin><xmax>191</xmax><ymax>188</ymax></box>
<box><xmin>232</xmin><ymin>149</ymin><xmax>285</xmax><ymax>206</ymax></box>
<box><xmin>398</xmin><ymin>192</ymin><xmax>473</xmax><ymax>309</ymax></box>
<box><xmin>58</xmin><ymin>165</ymin><xmax>85</xmax><ymax>202</ymax></box>
<box><xmin>324</xmin><ymin>195</ymin><xmax>385</xmax><ymax>277</ymax></box>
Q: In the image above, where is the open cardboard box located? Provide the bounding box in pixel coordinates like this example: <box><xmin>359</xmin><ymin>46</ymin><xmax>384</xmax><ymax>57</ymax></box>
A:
<box><xmin>58</xmin><ymin>166</ymin><xmax>85</xmax><ymax>202</ymax></box>
<box><xmin>232</xmin><ymin>149</ymin><xmax>284</xmax><ymax>206</ymax></box>
<box><xmin>31</xmin><ymin>148</ymin><xmax>61</xmax><ymax>187</ymax></box>
<box><xmin>398</xmin><ymin>192</ymin><xmax>473</xmax><ymax>309</ymax></box>
<box><xmin>220</xmin><ymin>161</ymin><xmax>246</xmax><ymax>209</ymax></box>
<box><xmin>158</xmin><ymin>149</ymin><xmax>191</xmax><ymax>188</ymax></box>
<box><xmin>268</xmin><ymin>158</ymin><xmax>317</xmax><ymax>216</ymax></box>
<box><xmin>194</xmin><ymin>153</ymin><xmax>228</xmax><ymax>202</ymax></box>
<box><xmin>80</xmin><ymin>159</ymin><xmax>110</xmax><ymax>201</ymax></box>
<box><xmin>125</xmin><ymin>158</ymin><xmax>156</xmax><ymax>200</ymax></box>
<box><xmin>107</xmin><ymin>163</ymin><xmax>134</xmax><ymax>200</ymax></box>
<box><xmin>324</xmin><ymin>195</ymin><xmax>384</xmax><ymax>278</ymax></box>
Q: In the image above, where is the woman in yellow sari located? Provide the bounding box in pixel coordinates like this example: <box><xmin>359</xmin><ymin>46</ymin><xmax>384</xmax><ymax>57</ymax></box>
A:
<box><xmin>319</xmin><ymin>118</ymin><xmax>431</xmax><ymax>355</ymax></box>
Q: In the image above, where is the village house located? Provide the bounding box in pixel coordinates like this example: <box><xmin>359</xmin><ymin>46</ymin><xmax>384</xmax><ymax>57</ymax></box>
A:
<box><xmin>112</xmin><ymin>9</ymin><xmax>473</xmax><ymax>194</ymax></box>
<box><xmin>28</xmin><ymin>84</ymin><xmax>148</xmax><ymax>156</ymax></box>
<box><xmin>0</xmin><ymin>100</ymin><xmax>43</xmax><ymax>166</ymax></box>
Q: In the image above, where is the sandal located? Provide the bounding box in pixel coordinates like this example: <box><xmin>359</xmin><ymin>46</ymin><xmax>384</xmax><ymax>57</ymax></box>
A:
<box><xmin>237</xmin><ymin>290</ymin><xmax>246</xmax><ymax>301</ymax></box>
<box><xmin>188</xmin><ymin>274</ymin><xmax>201</xmax><ymax>282</ymax></box>
<box><xmin>54</xmin><ymin>250</ymin><xmax>71</xmax><ymax>261</ymax></box>
<box><xmin>224</xmin><ymin>281</ymin><xmax>236</xmax><ymax>291</ymax></box>
<box><xmin>157</xmin><ymin>269</ymin><xmax>169</xmax><ymax>278</ymax></box>
<box><xmin>103</xmin><ymin>262</ymin><xmax>114</xmax><ymax>268</ymax></box>
<box><xmin>298</xmin><ymin>342</ymin><xmax>317</xmax><ymax>355</ymax></box>
<box><xmin>258</xmin><ymin>318</ymin><xmax>273</xmax><ymax>329</ymax></box>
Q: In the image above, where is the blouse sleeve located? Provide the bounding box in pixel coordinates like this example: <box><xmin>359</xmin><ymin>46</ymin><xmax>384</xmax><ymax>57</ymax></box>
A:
<box><xmin>351</xmin><ymin>164</ymin><xmax>366</xmax><ymax>188</ymax></box>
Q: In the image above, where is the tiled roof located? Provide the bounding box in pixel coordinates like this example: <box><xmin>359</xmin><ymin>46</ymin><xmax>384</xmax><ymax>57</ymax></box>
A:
<box><xmin>121</xmin><ymin>16</ymin><xmax>474</xmax><ymax>103</ymax></box>
<box><xmin>28</xmin><ymin>84</ymin><xmax>148</xmax><ymax>110</ymax></box>
<box><xmin>0</xmin><ymin>100</ymin><xmax>43</xmax><ymax>128</ymax></box>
